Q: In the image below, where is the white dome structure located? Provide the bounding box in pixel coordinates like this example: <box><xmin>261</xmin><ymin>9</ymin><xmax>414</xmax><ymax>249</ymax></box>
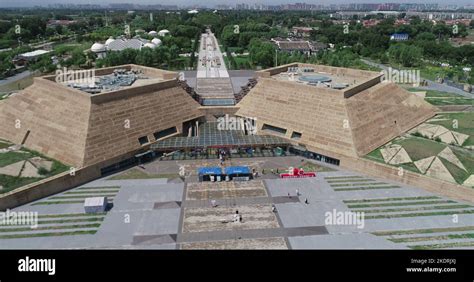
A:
<box><xmin>158</xmin><ymin>29</ymin><xmax>170</xmax><ymax>37</ymax></box>
<box><xmin>105</xmin><ymin>37</ymin><xmax>115</xmax><ymax>46</ymax></box>
<box><xmin>148</xmin><ymin>30</ymin><xmax>158</xmax><ymax>37</ymax></box>
<box><xmin>143</xmin><ymin>43</ymin><xmax>157</xmax><ymax>49</ymax></box>
<box><xmin>91</xmin><ymin>42</ymin><xmax>106</xmax><ymax>53</ymax></box>
<box><xmin>151</xmin><ymin>38</ymin><xmax>162</xmax><ymax>46</ymax></box>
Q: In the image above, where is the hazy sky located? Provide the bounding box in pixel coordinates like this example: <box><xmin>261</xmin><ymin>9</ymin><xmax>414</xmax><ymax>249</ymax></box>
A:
<box><xmin>0</xmin><ymin>0</ymin><xmax>470</xmax><ymax>8</ymax></box>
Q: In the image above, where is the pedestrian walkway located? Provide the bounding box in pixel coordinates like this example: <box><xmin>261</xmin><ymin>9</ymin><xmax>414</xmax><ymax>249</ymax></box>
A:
<box><xmin>196</xmin><ymin>29</ymin><xmax>234</xmax><ymax>105</ymax></box>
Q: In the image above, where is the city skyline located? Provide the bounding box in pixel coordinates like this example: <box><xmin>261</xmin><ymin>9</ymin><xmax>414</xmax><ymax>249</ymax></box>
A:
<box><xmin>1</xmin><ymin>0</ymin><xmax>473</xmax><ymax>8</ymax></box>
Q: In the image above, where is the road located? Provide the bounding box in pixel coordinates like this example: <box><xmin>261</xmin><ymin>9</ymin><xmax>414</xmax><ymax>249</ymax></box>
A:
<box><xmin>0</xmin><ymin>70</ymin><xmax>32</xmax><ymax>87</ymax></box>
<box><xmin>362</xmin><ymin>59</ymin><xmax>474</xmax><ymax>99</ymax></box>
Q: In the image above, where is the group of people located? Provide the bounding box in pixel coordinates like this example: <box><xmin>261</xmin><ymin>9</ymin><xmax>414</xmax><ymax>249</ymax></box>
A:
<box><xmin>287</xmin><ymin>189</ymin><xmax>309</xmax><ymax>205</ymax></box>
<box><xmin>233</xmin><ymin>210</ymin><xmax>243</xmax><ymax>223</ymax></box>
<box><xmin>218</xmin><ymin>149</ymin><xmax>228</xmax><ymax>166</ymax></box>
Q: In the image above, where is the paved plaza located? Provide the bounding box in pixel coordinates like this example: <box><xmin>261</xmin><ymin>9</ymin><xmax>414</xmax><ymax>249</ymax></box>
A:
<box><xmin>195</xmin><ymin>30</ymin><xmax>234</xmax><ymax>101</ymax></box>
<box><xmin>1</xmin><ymin>156</ymin><xmax>474</xmax><ymax>249</ymax></box>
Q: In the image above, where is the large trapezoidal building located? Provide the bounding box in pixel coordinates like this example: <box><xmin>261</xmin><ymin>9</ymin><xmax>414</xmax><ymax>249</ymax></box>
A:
<box><xmin>0</xmin><ymin>63</ymin><xmax>437</xmax><ymax>172</ymax></box>
<box><xmin>235</xmin><ymin>63</ymin><xmax>437</xmax><ymax>162</ymax></box>
<box><xmin>0</xmin><ymin>65</ymin><xmax>203</xmax><ymax>169</ymax></box>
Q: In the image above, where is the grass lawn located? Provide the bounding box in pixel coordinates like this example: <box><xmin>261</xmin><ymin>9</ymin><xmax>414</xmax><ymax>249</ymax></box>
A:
<box><xmin>373</xmin><ymin>225</ymin><xmax>474</xmax><ymax>236</ymax></box>
<box><xmin>0</xmin><ymin>151</ymin><xmax>34</xmax><ymax>168</ymax></box>
<box><xmin>364</xmin><ymin>126</ymin><xmax>472</xmax><ymax>186</ymax></box>
<box><xmin>390</xmin><ymin>233</ymin><xmax>474</xmax><ymax>243</ymax></box>
<box><xmin>406</xmin><ymin>88</ymin><xmax>458</xmax><ymax>98</ymax></box>
<box><xmin>0</xmin><ymin>146</ymin><xmax>70</xmax><ymax>193</ymax></box>
<box><xmin>348</xmin><ymin>200</ymin><xmax>455</xmax><ymax>209</ymax></box>
<box><xmin>392</xmin><ymin>137</ymin><xmax>445</xmax><ymax>161</ymax></box>
<box><xmin>425</xmin><ymin>97</ymin><xmax>474</xmax><ymax>106</ymax></box>
<box><xmin>411</xmin><ymin>241</ymin><xmax>474</xmax><ymax>250</ymax></box>
<box><xmin>327</xmin><ymin>179</ymin><xmax>374</xmax><ymax>183</ymax></box>
<box><xmin>365</xmin><ymin>147</ymin><xmax>420</xmax><ymax>173</ymax></box>
<box><xmin>422</xmin><ymin>89</ymin><xmax>464</xmax><ymax>98</ymax></box>
<box><xmin>325</xmin><ymin>176</ymin><xmax>364</xmax><ymax>180</ymax></box>
<box><xmin>299</xmin><ymin>162</ymin><xmax>335</xmax><ymax>172</ymax></box>
<box><xmin>365</xmin><ymin>209</ymin><xmax>474</xmax><ymax>219</ymax></box>
<box><xmin>77</xmin><ymin>186</ymin><xmax>121</xmax><ymax>190</ymax></box>
<box><xmin>108</xmin><ymin>168</ymin><xmax>179</xmax><ymax>180</ymax></box>
<box><xmin>439</xmin><ymin>156</ymin><xmax>471</xmax><ymax>185</ymax></box>
<box><xmin>0</xmin><ymin>175</ymin><xmax>43</xmax><ymax>193</ymax></box>
<box><xmin>452</xmin><ymin>147</ymin><xmax>474</xmax><ymax>174</ymax></box>
<box><xmin>427</xmin><ymin>112</ymin><xmax>474</xmax><ymax>146</ymax></box>
<box><xmin>0</xmin><ymin>141</ymin><xmax>11</xmax><ymax>149</ymax></box>
<box><xmin>31</xmin><ymin>201</ymin><xmax>84</xmax><ymax>206</ymax></box>
<box><xmin>65</xmin><ymin>190</ymin><xmax>119</xmax><ymax>195</ymax></box>
<box><xmin>398</xmin><ymin>162</ymin><xmax>421</xmax><ymax>174</ymax></box>
<box><xmin>49</xmin><ymin>195</ymin><xmax>116</xmax><ymax>200</ymax></box>
<box><xmin>0</xmin><ymin>223</ymin><xmax>101</xmax><ymax>233</ymax></box>
<box><xmin>334</xmin><ymin>185</ymin><xmax>400</xmax><ymax>191</ymax></box>
<box><xmin>331</xmin><ymin>182</ymin><xmax>386</xmax><ymax>187</ymax></box>
<box><xmin>359</xmin><ymin>204</ymin><xmax>471</xmax><ymax>214</ymax></box>
<box><xmin>38</xmin><ymin>213</ymin><xmax>106</xmax><ymax>218</ymax></box>
<box><xmin>0</xmin><ymin>230</ymin><xmax>97</xmax><ymax>239</ymax></box>
<box><xmin>365</xmin><ymin>148</ymin><xmax>385</xmax><ymax>163</ymax></box>
<box><xmin>38</xmin><ymin>217</ymin><xmax>105</xmax><ymax>225</ymax></box>
<box><xmin>405</xmin><ymin>88</ymin><xmax>473</xmax><ymax>106</ymax></box>
<box><xmin>343</xmin><ymin>196</ymin><xmax>440</xmax><ymax>203</ymax></box>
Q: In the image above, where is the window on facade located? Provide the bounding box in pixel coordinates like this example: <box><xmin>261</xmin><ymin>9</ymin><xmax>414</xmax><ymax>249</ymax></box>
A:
<box><xmin>138</xmin><ymin>136</ymin><xmax>149</xmax><ymax>145</ymax></box>
<box><xmin>153</xmin><ymin>127</ymin><xmax>178</xmax><ymax>140</ymax></box>
<box><xmin>262</xmin><ymin>123</ymin><xmax>287</xmax><ymax>135</ymax></box>
<box><xmin>291</xmin><ymin>131</ymin><xmax>302</xmax><ymax>139</ymax></box>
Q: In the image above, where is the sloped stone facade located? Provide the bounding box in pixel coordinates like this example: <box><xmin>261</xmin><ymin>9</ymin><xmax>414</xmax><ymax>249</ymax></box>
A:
<box><xmin>236</xmin><ymin>63</ymin><xmax>437</xmax><ymax>159</ymax></box>
<box><xmin>0</xmin><ymin>65</ymin><xmax>203</xmax><ymax>168</ymax></box>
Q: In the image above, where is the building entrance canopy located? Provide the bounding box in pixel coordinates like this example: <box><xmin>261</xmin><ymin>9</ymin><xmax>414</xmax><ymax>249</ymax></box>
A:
<box><xmin>151</xmin><ymin>122</ymin><xmax>289</xmax><ymax>151</ymax></box>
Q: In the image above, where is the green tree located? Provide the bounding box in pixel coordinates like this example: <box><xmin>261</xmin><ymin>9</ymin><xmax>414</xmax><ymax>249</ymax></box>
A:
<box><xmin>135</xmin><ymin>48</ymin><xmax>154</xmax><ymax>66</ymax></box>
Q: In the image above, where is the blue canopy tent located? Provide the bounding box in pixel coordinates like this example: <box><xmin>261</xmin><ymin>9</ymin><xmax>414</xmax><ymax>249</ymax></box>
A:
<box><xmin>197</xmin><ymin>167</ymin><xmax>223</xmax><ymax>182</ymax></box>
<box><xmin>225</xmin><ymin>166</ymin><xmax>251</xmax><ymax>181</ymax></box>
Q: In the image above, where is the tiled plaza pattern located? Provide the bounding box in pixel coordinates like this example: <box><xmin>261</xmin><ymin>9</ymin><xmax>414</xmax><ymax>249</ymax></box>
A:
<box><xmin>186</xmin><ymin>181</ymin><xmax>268</xmax><ymax>200</ymax></box>
<box><xmin>1</xmin><ymin>157</ymin><xmax>474</xmax><ymax>249</ymax></box>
